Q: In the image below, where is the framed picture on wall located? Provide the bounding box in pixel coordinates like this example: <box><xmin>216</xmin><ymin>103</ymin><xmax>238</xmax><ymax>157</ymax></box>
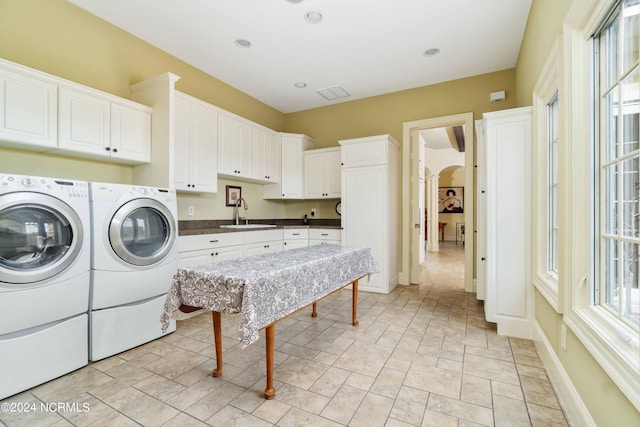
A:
<box><xmin>438</xmin><ymin>186</ymin><xmax>464</xmax><ymax>213</ymax></box>
<box><xmin>226</xmin><ymin>185</ymin><xmax>242</xmax><ymax>206</ymax></box>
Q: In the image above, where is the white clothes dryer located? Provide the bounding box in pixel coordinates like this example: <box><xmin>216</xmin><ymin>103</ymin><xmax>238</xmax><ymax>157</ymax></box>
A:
<box><xmin>0</xmin><ymin>174</ymin><xmax>90</xmax><ymax>400</ymax></box>
<box><xmin>89</xmin><ymin>182</ymin><xmax>177</xmax><ymax>361</ymax></box>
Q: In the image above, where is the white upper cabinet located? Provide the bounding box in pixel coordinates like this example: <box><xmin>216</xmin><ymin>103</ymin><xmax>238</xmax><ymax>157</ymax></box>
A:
<box><xmin>263</xmin><ymin>133</ymin><xmax>315</xmax><ymax>199</ymax></box>
<box><xmin>218</xmin><ymin>113</ymin><xmax>253</xmax><ymax>179</ymax></box>
<box><xmin>110</xmin><ymin>101</ymin><xmax>152</xmax><ymax>163</ymax></box>
<box><xmin>252</xmin><ymin>127</ymin><xmax>281</xmax><ymax>183</ymax></box>
<box><xmin>58</xmin><ymin>87</ymin><xmax>109</xmax><ymax>155</ymax></box>
<box><xmin>0</xmin><ymin>59</ymin><xmax>151</xmax><ymax>162</ymax></box>
<box><xmin>58</xmin><ymin>86</ymin><xmax>151</xmax><ymax>164</ymax></box>
<box><xmin>303</xmin><ymin>147</ymin><xmax>341</xmax><ymax>199</ymax></box>
<box><xmin>0</xmin><ymin>62</ymin><xmax>57</xmax><ymax>151</ymax></box>
<box><xmin>174</xmin><ymin>92</ymin><xmax>218</xmax><ymax>193</ymax></box>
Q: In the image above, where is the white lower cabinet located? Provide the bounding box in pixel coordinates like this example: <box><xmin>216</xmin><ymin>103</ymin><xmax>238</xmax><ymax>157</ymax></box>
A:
<box><xmin>309</xmin><ymin>228</ymin><xmax>342</xmax><ymax>245</ymax></box>
<box><xmin>283</xmin><ymin>228</ymin><xmax>309</xmax><ymax>250</ymax></box>
<box><xmin>177</xmin><ymin>228</ymin><xmax>342</xmax><ymax>264</ymax></box>
<box><xmin>244</xmin><ymin>229</ymin><xmax>284</xmax><ymax>256</ymax></box>
<box><xmin>177</xmin><ymin>232</ymin><xmax>244</xmax><ymax>268</ymax></box>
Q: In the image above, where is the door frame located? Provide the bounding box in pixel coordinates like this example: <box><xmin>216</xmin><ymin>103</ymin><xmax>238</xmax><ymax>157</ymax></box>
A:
<box><xmin>401</xmin><ymin>112</ymin><xmax>475</xmax><ymax>292</ymax></box>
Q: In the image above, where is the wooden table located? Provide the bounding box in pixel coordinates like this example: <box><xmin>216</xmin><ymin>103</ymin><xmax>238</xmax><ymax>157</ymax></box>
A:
<box><xmin>161</xmin><ymin>244</ymin><xmax>378</xmax><ymax>399</ymax></box>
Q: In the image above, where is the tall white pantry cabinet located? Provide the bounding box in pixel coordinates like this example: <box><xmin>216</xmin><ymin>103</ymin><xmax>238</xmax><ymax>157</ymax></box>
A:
<box><xmin>339</xmin><ymin>135</ymin><xmax>399</xmax><ymax>294</ymax></box>
<box><xmin>477</xmin><ymin>106</ymin><xmax>533</xmax><ymax>339</ymax></box>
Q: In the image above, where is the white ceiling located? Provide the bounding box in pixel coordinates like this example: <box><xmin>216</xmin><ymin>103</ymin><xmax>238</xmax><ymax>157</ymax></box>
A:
<box><xmin>68</xmin><ymin>0</ymin><xmax>532</xmax><ymax>114</ymax></box>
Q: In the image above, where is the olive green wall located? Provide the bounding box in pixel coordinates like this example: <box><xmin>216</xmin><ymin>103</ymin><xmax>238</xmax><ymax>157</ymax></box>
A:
<box><xmin>515</xmin><ymin>0</ymin><xmax>573</xmax><ymax>107</ymax></box>
<box><xmin>515</xmin><ymin>0</ymin><xmax>638</xmax><ymax>424</ymax></box>
<box><xmin>283</xmin><ymin>70</ymin><xmax>517</xmax><ymax>149</ymax></box>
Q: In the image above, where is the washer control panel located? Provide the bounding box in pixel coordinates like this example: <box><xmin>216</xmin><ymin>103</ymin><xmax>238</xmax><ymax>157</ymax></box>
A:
<box><xmin>0</xmin><ymin>174</ymin><xmax>89</xmax><ymax>199</ymax></box>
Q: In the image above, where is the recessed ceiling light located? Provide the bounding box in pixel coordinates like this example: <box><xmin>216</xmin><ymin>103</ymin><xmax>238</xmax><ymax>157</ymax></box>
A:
<box><xmin>234</xmin><ymin>39</ymin><xmax>252</xmax><ymax>48</ymax></box>
<box><xmin>304</xmin><ymin>11</ymin><xmax>323</xmax><ymax>23</ymax></box>
<box><xmin>294</xmin><ymin>82</ymin><xmax>307</xmax><ymax>89</ymax></box>
<box><xmin>423</xmin><ymin>48</ymin><xmax>440</xmax><ymax>57</ymax></box>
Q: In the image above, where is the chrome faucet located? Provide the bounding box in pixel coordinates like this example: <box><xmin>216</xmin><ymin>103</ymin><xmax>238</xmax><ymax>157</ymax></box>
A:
<box><xmin>234</xmin><ymin>197</ymin><xmax>248</xmax><ymax>225</ymax></box>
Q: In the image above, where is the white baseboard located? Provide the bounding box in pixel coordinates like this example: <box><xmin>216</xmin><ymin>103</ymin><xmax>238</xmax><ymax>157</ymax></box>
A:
<box><xmin>533</xmin><ymin>321</ymin><xmax>596</xmax><ymax>427</ymax></box>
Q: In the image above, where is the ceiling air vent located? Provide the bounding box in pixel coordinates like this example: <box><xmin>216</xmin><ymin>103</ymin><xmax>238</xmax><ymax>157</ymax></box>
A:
<box><xmin>316</xmin><ymin>85</ymin><xmax>350</xmax><ymax>101</ymax></box>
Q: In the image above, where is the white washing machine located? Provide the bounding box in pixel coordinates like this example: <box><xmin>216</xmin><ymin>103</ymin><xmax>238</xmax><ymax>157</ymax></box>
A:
<box><xmin>0</xmin><ymin>174</ymin><xmax>90</xmax><ymax>400</ymax></box>
<box><xmin>89</xmin><ymin>182</ymin><xmax>177</xmax><ymax>361</ymax></box>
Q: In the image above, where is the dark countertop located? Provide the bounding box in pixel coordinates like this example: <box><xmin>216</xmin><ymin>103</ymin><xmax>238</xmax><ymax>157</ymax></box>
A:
<box><xmin>178</xmin><ymin>219</ymin><xmax>342</xmax><ymax>236</ymax></box>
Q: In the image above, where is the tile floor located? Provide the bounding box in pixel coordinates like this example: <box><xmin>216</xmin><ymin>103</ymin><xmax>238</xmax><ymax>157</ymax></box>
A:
<box><xmin>0</xmin><ymin>242</ymin><xmax>569</xmax><ymax>426</ymax></box>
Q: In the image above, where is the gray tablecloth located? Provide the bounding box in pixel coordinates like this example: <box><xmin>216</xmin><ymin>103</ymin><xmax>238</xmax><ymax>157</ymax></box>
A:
<box><xmin>161</xmin><ymin>244</ymin><xmax>378</xmax><ymax>348</ymax></box>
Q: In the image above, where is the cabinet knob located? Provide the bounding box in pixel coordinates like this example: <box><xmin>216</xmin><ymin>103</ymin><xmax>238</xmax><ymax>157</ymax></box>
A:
<box><xmin>481</xmin><ymin>257</ymin><xmax>486</xmax><ymax>261</ymax></box>
<box><xmin>112</xmin><ymin>148</ymin><xmax>118</xmax><ymax>153</ymax></box>
<box><xmin>105</xmin><ymin>147</ymin><xmax>111</xmax><ymax>151</ymax></box>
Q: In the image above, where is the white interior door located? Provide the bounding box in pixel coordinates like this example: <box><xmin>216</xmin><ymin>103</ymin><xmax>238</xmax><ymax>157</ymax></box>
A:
<box><xmin>410</xmin><ymin>130</ymin><xmax>425</xmax><ymax>284</ymax></box>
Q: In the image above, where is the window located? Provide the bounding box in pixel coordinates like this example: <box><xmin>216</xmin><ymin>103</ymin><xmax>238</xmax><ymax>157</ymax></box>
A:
<box><xmin>563</xmin><ymin>0</ymin><xmax>640</xmax><ymax>411</ymax></box>
<box><xmin>547</xmin><ymin>93</ymin><xmax>560</xmax><ymax>277</ymax></box>
<box><xmin>532</xmin><ymin>40</ymin><xmax>561</xmax><ymax>311</ymax></box>
<box><xmin>595</xmin><ymin>0</ymin><xmax>640</xmax><ymax>329</ymax></box>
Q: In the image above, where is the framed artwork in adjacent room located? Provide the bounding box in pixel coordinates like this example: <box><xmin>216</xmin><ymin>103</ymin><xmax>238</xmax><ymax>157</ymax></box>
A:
<box><xmin>438</xmin><ymin>186</ymin><xmax>464</xmax><ymax>213</ymax></box>
<box><xmin>226</xmin><ymin>185</ymin><xmax>242</xmax><ymax>206</ymax></box>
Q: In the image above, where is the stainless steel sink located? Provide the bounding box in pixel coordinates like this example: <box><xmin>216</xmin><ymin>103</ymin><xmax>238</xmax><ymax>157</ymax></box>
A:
<box><xmin>219</xmin><ymin>224</ymin><xmax>278</xmax><ymax>229</ymax></box>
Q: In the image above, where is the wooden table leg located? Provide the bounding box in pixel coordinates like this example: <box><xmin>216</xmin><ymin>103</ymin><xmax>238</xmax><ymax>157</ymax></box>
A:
<box><xmin>264</xmin><ymin>323</ymin><xmax>276</xmax><ymax>399</ymax></box>
<box><xmin>352</xmin><ymin>279</ymin><xmax>359</xmax><ymax>326</ymax></box>
<box><xmin>211</xmin><ymin>311</ymin><xmax>223</xmax><ymax>378</ymax></box>
<box><xmin>311</xmin><ymin>301</ymin><xmax>317</xmax><ymax>317</ymax></box>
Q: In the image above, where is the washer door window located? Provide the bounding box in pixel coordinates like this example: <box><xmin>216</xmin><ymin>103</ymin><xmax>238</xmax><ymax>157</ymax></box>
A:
<box><xmin>109</xmin><ymin>198</ymin><xmax>176</xmax><ymax>267</ymax></box>
<box><xmin>0</xmin><ymin>193</ymin><xmax>83</xmax><ymax>284</ymax></box>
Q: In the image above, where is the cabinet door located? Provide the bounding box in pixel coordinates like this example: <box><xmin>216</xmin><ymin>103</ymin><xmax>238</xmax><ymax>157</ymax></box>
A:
<box><xmin>174</xmin><ymin>95</ymin><xmax>217</xmax><ymax>193</ymax></box>
<box><xmin>236</xmin><ymin>121</ymin><xmax>253</xmax><ymax>177</ymax></box>
<box><xmin>173</xmin><ymin>95</ymin><xmax>192</xmax><ymax>191</ymax></box>
<box><xmin>215</xmin><ymin>245</ymin><xmax>244</xmax><ymax>262</ymax></box>
<box><xmin>0</xmin><ymin>68</ymin><xmax>57</xmax><ymax>150</ymax></box>
<box><xmin>189</xmin><ymin>102</ymin><xmax>217</xmax><ymax>193</ymax></box>
<box><xmin>342</xmin><ymin>165</ymin><xmax>385</xmax><ymax>292</ymax></box>
<box><xmin>217</xmin><ymin>114</ymin><xmax>252</xmax><ymax>178</ymax></box>
<box><xmin>265</xmin><ymin>131</ymin><xmax>281</xmax><ymax>183</ymax></box>
<box><xmin>281</xmin><ymin>138</ymin><xmax>305</xmax><ymax>197</ymax></box>
<box><xmin>177</xmin><ymin>249</ymin><xmax>213</xmax><ymax>268</ymax></box>
<box><xmin>110</xmin><ymin>102</ymin><xmax>151</xmax><ymax>163</ymax></box>
<box><xmin>252</xmin><ymin>129</ymin><xmax>267</xmax><ymax>180</ymax></box>
<box><xmin>325</xmin><ymin>149</ymin><xmax>342</xmax><ymax>197</ymax></box>
<box><xmin>244</xmin><ymin>242</ymin><xmax>266</xmax><ymax>257</ymax></box>
<box><xmin>304</xmin><ymin>152</ymin><xmax>325</xmax><ymax>198</ymax></box>
<box><xmin>58</xmin><ymin>87</ymin><xmax>110</xmax><ymax>156</ymax></box>
<box><xmin>283</xmin><ymin>240</ymin><xmax>308</xmax><ymax>250</ymax></box>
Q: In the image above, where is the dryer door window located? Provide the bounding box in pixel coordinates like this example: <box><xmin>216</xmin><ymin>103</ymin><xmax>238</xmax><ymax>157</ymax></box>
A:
<box><xmin>0</xmin><ymin>193</ymin><xmax>84</xmax><ymax>284</ymax></box>
<box><xmin>109</xmin><ymin>198</ymin><xmax>176</xmax><ymax>266</ymax></box>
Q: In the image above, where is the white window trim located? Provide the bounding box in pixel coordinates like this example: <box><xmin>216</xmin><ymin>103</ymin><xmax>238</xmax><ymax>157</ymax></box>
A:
<box><xmin>533</xmin><ymin>38</ymin><xmax>561</xmax><ymax>313</ymax></box>
<box><xmin>563</xmin><ymin>0</ymin><xmax>640</xmax><ymax>412</ymax></box>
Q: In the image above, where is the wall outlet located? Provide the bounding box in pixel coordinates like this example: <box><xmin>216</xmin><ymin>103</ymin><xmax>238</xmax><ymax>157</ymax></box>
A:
<box><xmin>311</xmin><ymin>208</ymin><xmax>317</xmax><ymax>217</ymax></box>
<box><xmin>188</xmin><ymin>206</ymin><xmax>195</xmax><ymax>216</ymax></box>
<box><xmin>561</xmin><ymin>324</ymin><xmax>567</xmax><ymax>351</ymax></box>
